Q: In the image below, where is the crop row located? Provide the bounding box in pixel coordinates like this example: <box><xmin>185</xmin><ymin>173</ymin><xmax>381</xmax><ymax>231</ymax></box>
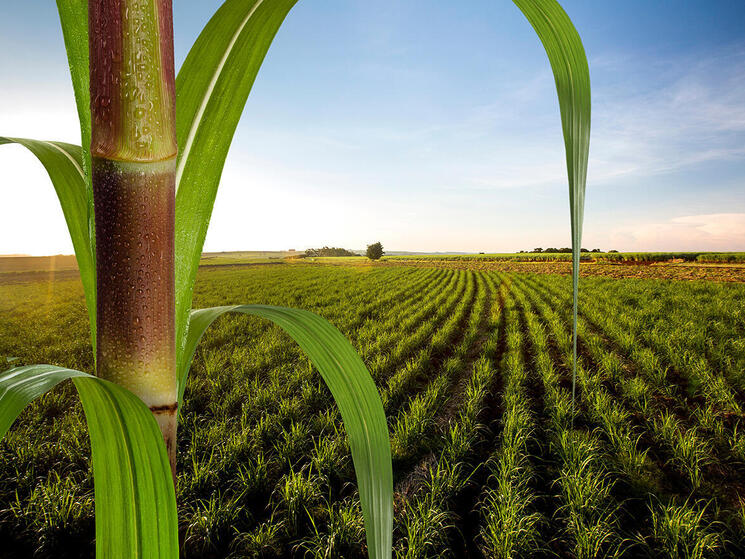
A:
<box><xmin>512</xmin><ymin>273</ymin><xmax>744</xmax><ymax>555</ymax></box>
<box><xmin>2</xmin><ymin>264</ymin><xmax>745</xmax><ymax>557</ymax></box>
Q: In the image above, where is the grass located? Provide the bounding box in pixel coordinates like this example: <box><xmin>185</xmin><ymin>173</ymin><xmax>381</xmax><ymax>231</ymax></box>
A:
<box><xmin>645</xmin><ymin>499</ymin><xmax>723</xmax><ymax>559</ymax></box>
<box><xmin>1</xmin><ymin>261</ymin><xmax>745</xmax><ymax>557</ymax></box>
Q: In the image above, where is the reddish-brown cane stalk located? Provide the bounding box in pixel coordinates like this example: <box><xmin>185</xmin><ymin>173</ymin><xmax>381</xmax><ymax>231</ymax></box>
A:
<box><xmin>89</xmin><ymin>0</ymin><xmax>178</xmax><ymax>479</ymax></box>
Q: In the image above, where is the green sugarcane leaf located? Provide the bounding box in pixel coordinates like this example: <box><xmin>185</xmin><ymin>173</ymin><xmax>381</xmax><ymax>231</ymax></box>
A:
<box><xmin>181</xmin><ymin>305</ymin><xmax>392</xmax><ymax>559</ymax></box>
<box><xmin>55</xmin><ymin>0</ymin><xmax>96</xmax><ymax>291</ymax></box>
<box><xmin>0</xmin><ymin>138</ymin><xmax>97</xmax><ymax>352</ymax></box>
<box><xmin>173</xmin><ymin>0</ymin><xmax>299</xmax><ymax>373</ymax></box>
<box><xmin>56</xmin><ymin>0</ymin><xmax>91</xmax><ymax>183</ymax></box>
<box><xmin>0</xmin><ymin>365</ymin><xmax>178</xmax><ymax>559</ymax></box>
<box><xmin>513</xmin><ymin>0</ymin><xmax>591</xmax><ymax>408</ymax></box>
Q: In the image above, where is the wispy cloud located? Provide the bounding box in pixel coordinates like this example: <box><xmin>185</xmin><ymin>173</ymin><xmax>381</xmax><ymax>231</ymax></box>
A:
<box><xmin>465</xmin><ymin>43</ymin><xmax>745</xmax><ymax>190</ymax></box>
<box><xmin>589</xmin><ymin>43</ymin><xmax>745</xmax><ymax>181</ymax></box>
<box><xmin>608</xmin><ymin>213</ymin><xmax>745</xmax><ymax>251</ymax></box>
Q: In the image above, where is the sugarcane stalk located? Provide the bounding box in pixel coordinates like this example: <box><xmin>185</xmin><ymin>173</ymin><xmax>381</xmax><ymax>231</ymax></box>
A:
<box><xmin>89</xmin><ymin>0</ymin><xmax>178</xmax><ymax>479</ymax></box>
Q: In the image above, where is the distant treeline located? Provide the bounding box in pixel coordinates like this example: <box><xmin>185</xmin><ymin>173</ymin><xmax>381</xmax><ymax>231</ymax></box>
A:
<box><xmin>303</xmin><ymin>247</ymin><xmax>359</xmax><ymax>257</ymax></box>
<box><xmin>520</xmin><ymin>247</ymin><xmax>605</xmax><ymax>253</ymax></box>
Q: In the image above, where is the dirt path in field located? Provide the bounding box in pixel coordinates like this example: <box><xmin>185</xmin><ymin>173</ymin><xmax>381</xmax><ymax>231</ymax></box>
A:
<box><xmin>390</xmin><ymin>272</ymin><xmax>513</xmax><ymax>557</ymax></box>
<box><xmin>391</xmin><ymin>272</ymin><xmax>476</xmax><ymax>462</ymax></box>
<box><xmin>437</xmin><ymin>274</ymin><xmax>498</xmax><ymax>423</ymax></box>
<box><xmin>510</xmin><ymin>284</ymin><xmax>571</xmax><ymax>552</ymax></box>
<box><xmin>456</xmin><ymin>281</ymin><xmax>510</xmax><ymax>558</ymax></box>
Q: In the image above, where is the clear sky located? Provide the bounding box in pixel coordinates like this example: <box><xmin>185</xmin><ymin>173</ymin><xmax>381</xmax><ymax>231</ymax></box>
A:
<box><xmin>1</xmin><ymin>0</ymin><xmax>744</xmax><ymax>254</ymax></box>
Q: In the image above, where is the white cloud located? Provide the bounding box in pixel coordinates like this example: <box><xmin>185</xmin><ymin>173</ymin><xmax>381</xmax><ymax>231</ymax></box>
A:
<box><xmin>466</xmin><ymin>44</ymin><xmax>745</xmax><ymax>190</ymax></box>
<box><xmin>608</xmin><ymin>213</ymin><xmax>745</xmax><ymax>252</ymax></box>
<box><xmin>672</xmin><ymin>213</ymin><xmax>745</xmax><ymax>240</ymax></box>
<box><xmin>588</xmin><ymin>45</ymin><xmax>745</xmax><ymax>182</ymax></box>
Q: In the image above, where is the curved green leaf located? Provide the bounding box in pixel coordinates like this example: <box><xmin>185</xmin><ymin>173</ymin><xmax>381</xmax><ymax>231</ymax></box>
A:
<box><xmin>513</xmin><ymin>0</ymin><xmax>591</xmax><ymax>408</ymax></box>
<box><xmin>181</xmin><ymin>305</ymin><xmax>392</xmax><ymax>559</ymax></box>
<box><xmin>55</xmin><ymin>0</ymin><xmax>95</xmax><ymax>285</ymax></box>
<box><xmin>174</xmin><ymin>0</ymin><xmax>299</xmax><ymax>372</ymax></box>
<box><xmin>56</xmin><ymin>0</ymin><xmax>91</xmax><ymax>184</ymax></box>
<box><xmin>0</xmin><ymin>138</ymin><xmax>96</xmax><ymax>352</ymax></box>
<box><xmin>0</xmin><ymin>365</ymin><xmax>177</xmax><ymax>559</ymax></box>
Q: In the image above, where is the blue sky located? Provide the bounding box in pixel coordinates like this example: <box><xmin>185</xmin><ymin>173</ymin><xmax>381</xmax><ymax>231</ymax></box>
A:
<box><xmin>1</xmin><ymin>0</ymin><xmax>744</xmax><ymax>254</ymax></box>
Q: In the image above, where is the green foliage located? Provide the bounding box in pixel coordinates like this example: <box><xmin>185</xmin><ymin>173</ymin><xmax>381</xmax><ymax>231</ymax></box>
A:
<box><xmin>479</xmin><ymin>296</ymin><xmax>543</xmax><ymax>558</ymax></box>
<box><xmin>3</xmin><ymin>0</ymin><xmax>392</xmax><ymax>556</ymax></box>
<box><xmin>1</xmin><ymin>0</ymin><xmax>598</xmax><ymax>556</ymax></box>
<box><xmin>386</xmin><ymin>252</ymin><xmax>592</xmax><ymax>262</ymax></box>
<box><xmin>172</xmin><ymin>0</ymin><xmax>300</xmax><ymax>362</ymax></box>
<box><xmin>366</xmin><ymin>242</ymin><xmax>385</xmax><ymax>261</ymax></box>
<box><xmin>646</xmin><ymin>500</ymin><xmax>722</xmax><ymax>559</ymax></box>
<box><xmin>10</xmin><ymin>471</ymin><xmax>93</xmax><ymax>554</ymax></box>
<box><xmin>0</xmin><ymin>139</ymin><xmax>96</xmax><ymax>351</ymax></box>
<box><xmin>0</xmin><ymin>366</ymin><xmax>178</xmax><ymax>558</ymax></box>
<box><xmin>297</xmin><ymin>499</ymin><xmax>365</xmax><ymax>558</ymax></box>
<box><xmin>398</xmin><ymin>498</ymin><xmax>454</xmax><ymax>559</ymax></box>
<box><xmin>304</xmin><ymin>247</ymin><xmax>359</xmax><ymax>257</ymax></box>
<box><xmin>181</xmin><ymin>304</ymin><xmax>392</xmax><ymax>558</ymax></box>
<box><xmin>696</xmin><ymin>252</ymin><xmax>745</xmax><ymax>263</ymax></box>
<box><xmin>273</xmin><ymin>468</ymin><xmax>323</xmax><ymax>535</ymax></box>
<box><xmin>1</xmin><ymin>264</ymin><xmax>744</xmax><ymax>556</ymax></box>
<box><xmin>513</xmin><ymin>0</ymin><xmax>592</xmax><ymax>413</ymax></box>
<box><xmin>599</xmin><ymin>252</ymin><xmax>703</xmax><ymax>263</ymax></box>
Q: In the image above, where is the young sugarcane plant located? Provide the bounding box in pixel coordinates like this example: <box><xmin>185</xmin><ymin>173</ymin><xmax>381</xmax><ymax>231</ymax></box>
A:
<box><xmin>88</xmin><ymin>0</ymin><xmax>180</xmax><ymax>474</ymax></box>
<box><xmin>0</xmin><ymin>0</ymin><xmax>589</xmax><ymax>557</ymax></box>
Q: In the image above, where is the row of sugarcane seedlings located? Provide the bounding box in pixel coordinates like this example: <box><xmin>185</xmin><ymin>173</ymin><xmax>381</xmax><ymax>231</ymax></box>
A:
<box><xmin>2</xmin><ymin>264</ymin><xmax>744</xmax><ymax>557</ymax></box>
<box><xmin>385</xmin><ymin>251</ymin><xmax>745</xmax><ymax>265</ymax></box>
<box><xmin>696</xmin><ymin>253</ymin><xmax>745</xmax><ymax>264</ymax></box>
<box><xmin>512</xmin><ymin>272</ymin><xmax>745</xmax><ymax>554</ymax></box>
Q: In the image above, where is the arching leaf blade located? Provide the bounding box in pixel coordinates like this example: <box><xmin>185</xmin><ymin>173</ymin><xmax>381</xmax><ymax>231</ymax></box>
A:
<box><xmin>512</xmin><ymin>0</ymin><xmax>591</xmax><ymax>408</ymax></box>
<box><xmin>55</xmin><ymin>0</ymin><xmax>95</xmax><ymax>279</ymax></box>
<box><xmin>173</xmin><ymin>0</ymin><xmax>299</xmax><ymax>372</ymax></box>
<box><xmin>0</xmin><ymin>138</ymin><xmax>97</xmax><ymax>352</ymax></box>
<box><xmin>0</xmin><ymin>366</ymin><xmax>178</xmax><ymax>559</ymax></box>
<box><xmin>181</xmin><ymin>305</ymin><xmax>392</xmax><ymax>559</ymax></box>
<box><xmin>0</xmin><ymin>365</ymin><xmax>89</xmax><ymax>439</ymax></box>
<box><xmin>55</xmin><ymin>0</ymin><xmax>92</xmax><ymax>182</ymax></box>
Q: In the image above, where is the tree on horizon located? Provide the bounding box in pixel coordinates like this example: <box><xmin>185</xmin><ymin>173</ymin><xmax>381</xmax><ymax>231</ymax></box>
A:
<box><xmin>366</xmin><ymin>242</ymin><xmax>384</xmax><ymax>260</ymax></box>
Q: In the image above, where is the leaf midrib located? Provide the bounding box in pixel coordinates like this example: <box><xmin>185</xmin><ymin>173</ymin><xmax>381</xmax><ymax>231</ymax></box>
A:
<box><xmin>46</xmin><ymin>141</ymin><xmax>86</xmax><ymax>180</ymax></box>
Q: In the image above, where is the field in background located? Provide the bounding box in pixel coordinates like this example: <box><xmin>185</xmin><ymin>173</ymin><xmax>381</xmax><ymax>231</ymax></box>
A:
<box><xmin>386</xmin><ymin>252</ymin><xmax>745</xmax><ymax>264</ymax></box>
<box><xmin>198</xmin><ymin>250</ymin><xmax>745</xmax><ymax>265</ymax></box>
<box><xmin>200</xmin><ymin>251</ymin><xmax>300</xmax><ymax>266</ymax></box>
<box><xmin>1</xmin><ymin>260</ymin><xmax>744</xmax><ymax>557</ymax></box>
<box><xmin>5</xmin><ymin>250</ymin><xmax>745</xmax><ymax>274</ymax></box>
<box><xmin>0</xmin><ymin>255</ymin><xmax>79</xmax><ymax>273</ymax></box>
